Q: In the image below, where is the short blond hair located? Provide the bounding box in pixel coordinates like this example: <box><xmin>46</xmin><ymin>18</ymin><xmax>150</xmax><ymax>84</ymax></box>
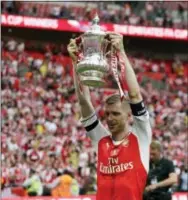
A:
<box><xmin>105</xmin><ymin>94</ymin><xmax>122</xmax><ymax>105</ymax></box>
<box><xmin>105</xmin><ymin>94</ymin><xmax>131</xmax><ymax>112</ymax></box>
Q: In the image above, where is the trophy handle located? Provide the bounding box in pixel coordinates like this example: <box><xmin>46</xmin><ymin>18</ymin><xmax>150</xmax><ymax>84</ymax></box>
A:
<box><xmin>75</xmin><ymin>36</ymin><xmax>83</xmax><ymax>51</ymax></box>
<box><xmin>103</xmin><ymin>40</ymin><xmax>111</xmax><ymax>57</ymax></box>
<box><xmin>104</xmin><ymin>34</ymin><xmax>115</xmax><ymax>57</ymax></box>
<box><xmin>75</xmin><ymin>36</ymin><xmax>84</xmax><ymax>63</ymax></box>
<box><xmin>102</xmin><ymin>34</ymin><xmax>112</xmax><ymax>58</ymax></box>
<box><xmin>75</xmin><ymin>36</ymin><xmax>82</xmax><ymax>45</ymax></box>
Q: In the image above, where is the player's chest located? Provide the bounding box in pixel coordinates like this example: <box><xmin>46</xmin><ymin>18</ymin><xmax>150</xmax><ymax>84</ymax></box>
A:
<box><xmin>98</xmin><ymin>138</ymin><xmax>135</xmax><ymax>164</ymax></box>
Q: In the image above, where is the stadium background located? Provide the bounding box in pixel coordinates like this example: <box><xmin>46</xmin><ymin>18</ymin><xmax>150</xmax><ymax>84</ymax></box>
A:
<box><xmin>1</xmin><ymin>1</ymin><xmax>188</xmax><ymax>200</ymax></box>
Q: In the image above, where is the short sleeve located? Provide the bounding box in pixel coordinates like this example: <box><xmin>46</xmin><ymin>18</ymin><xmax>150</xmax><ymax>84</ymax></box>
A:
<box><xmin>167</xmin><ymin>160</ymin><xmax>175</xmax><ymax>174</ymax></box>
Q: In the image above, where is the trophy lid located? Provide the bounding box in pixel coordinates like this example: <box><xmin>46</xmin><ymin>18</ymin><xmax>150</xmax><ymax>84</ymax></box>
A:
<box><xmin>92</xmin><ymin>14</ymin><xmax>100</xmax><ymax>25</ymax></box>
<box><xmin>86</xmin><ymin>13</ymin><xmax>105</xmax><ymax>35</ymax></box>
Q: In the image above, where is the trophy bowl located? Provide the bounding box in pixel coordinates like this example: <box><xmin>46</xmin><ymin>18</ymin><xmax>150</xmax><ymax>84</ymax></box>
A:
<box><xmin>76</xmin><ymin>14</ymin><xmax>109</xmax><ymax>87</ymax></box>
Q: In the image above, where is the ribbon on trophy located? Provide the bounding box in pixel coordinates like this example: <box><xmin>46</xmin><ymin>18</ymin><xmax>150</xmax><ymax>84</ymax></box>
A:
<box><xmin>75</xmin><ymin>36</ymin><xmax>84</xmax><ymax>62</ymax></box>
<box><xmin>110</xmin><ymin>47</ymin><xmax>128</xmax><ymax>101</ymax></box>
<box><xmin>110</xmin><ymin>47</ymin><xmax>124</xmax><ymax>100</ymax></box>
<box><xmin>117</xmin><ymin>51</ymin><xmax>129</xmax><ymax>98</ymax></box>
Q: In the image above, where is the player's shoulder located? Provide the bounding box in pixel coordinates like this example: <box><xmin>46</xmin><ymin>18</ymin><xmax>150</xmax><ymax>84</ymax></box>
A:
<box><xmin>129</xmin><ymin>132</ymin><xmax>138</xmax><ymax>140</ymax></box>
<box><xmin>161</xmin><ymin>157</ymin><xmax>173</xmax><ymax>165</ymax></box>
<box><xmin>99</xmin><ymin>135</ymin><xmax>111</xmax><ymax>144</ymax></box>
<box><xmin>128</xmin><ymin>132</ymin><xmax>144</xmax><ymax>145</ymax></box>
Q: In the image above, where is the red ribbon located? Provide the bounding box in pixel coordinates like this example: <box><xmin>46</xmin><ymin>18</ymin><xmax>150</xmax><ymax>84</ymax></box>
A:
<box><xmin>110</xmin><ymin>48</ymin><xmax>128</xmax><ymax>101</ymax></box>
<box><xmin>75</xmin><ymin>36</ymin><xmax>84</xmax><ymax>63</ymax></box>
<box><xmin>117</xmin><ymin>51</ymin><xmax>129</xmax><ymax>95</ymax></box>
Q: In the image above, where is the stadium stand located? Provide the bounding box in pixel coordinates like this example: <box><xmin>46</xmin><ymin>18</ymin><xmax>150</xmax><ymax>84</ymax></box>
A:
<box><xmin>1</xmin><ymin>38</ymin><xmax>187</xmax><ymax>196</ymax></box>
<box><xmin>1</xmin><ymin>1</ymin><xmax>188</xmax><ymax>28</ymax></box>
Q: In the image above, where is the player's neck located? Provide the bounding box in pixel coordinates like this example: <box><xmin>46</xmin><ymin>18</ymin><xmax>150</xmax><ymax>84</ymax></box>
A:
<box><xmin>112</xmin><ymin>128</ymin><xmax>129</xmax><ymax>141</ymax></box>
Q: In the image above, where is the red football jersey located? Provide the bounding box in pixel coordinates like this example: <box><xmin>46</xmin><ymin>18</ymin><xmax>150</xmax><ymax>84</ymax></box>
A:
<box><xmin>97</xmin><ymin>134</ymin><xmax>147</xmax><ymax>200</ymax></box>
<box><xmin>81</xmin><ymin>108</ymin><xmax>152</xmax><ymax>200</ymax></box>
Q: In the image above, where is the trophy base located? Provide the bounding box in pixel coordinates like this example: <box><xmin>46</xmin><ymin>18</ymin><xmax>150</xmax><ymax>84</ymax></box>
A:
<box><xmin>80</xmin><ymin>76</ymin><xmax>105</xmax><ymax>87</ymax></box>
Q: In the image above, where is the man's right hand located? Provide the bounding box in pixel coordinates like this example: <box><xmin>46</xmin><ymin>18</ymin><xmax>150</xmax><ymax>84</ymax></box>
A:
<box><xmin>69</xmin><ymin>38</ymin><xmax>94</xmax><ymax>118</ymax></box>
<box><xmin>67</xmin><ymin>39</ymin><xmax>79</xmax><ymax>63</ymax></box>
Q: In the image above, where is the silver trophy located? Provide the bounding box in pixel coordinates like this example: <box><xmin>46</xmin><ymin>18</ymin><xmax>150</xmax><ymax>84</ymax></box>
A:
<box><xmin>76</xmin><ymin>14</ymin><xmax>109</xmax><ymax>87</ymax></box>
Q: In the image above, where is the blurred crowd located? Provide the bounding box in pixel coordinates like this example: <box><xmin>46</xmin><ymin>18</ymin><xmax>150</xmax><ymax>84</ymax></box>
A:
<box><xmin>1</xmin><ymin>37</ymin><xmax>188</xmax><ymax>196</ymax></box>
<box><xmin>1</xmin><ymin>1</ymin><xmax>188</xmax><ymax>29</ymax></box>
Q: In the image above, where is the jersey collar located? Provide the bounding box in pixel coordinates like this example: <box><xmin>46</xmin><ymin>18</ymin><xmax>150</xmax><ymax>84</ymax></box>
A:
<box><xmin>111</xmin><ymin>132</ymin><xmax>131</xmax><ymax>146</ymax></box>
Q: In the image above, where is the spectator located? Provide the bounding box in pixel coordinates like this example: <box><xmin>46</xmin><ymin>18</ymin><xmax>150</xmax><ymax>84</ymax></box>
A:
<box><xmin>47</xmin><ymin>170</ymin><xmax>79</xmax><ymax>197</ymax></box>
<box><xmin>178</xmin><ymin>165</ymin><xmax>188</xmax><ymax>192</ymax></box>
<box><xmin>2</xmin><ymin>2</ymin><xmax>187</xmax><ymax>29</ymax></box>
<box><xmin>23</xmin><ymin>169</ymin><xmax>43</xmax><ymax>196</ymax></box>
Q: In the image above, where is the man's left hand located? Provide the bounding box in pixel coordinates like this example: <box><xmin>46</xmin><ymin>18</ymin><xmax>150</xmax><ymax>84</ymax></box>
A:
<box><xmin>145</xmin><ymin>184</ymin><xmax>158</xmax><ymax>192</ymax></box>
<box><xmin>107</xmin><ymin>32</ymin><xmax>125</xmax><ymax>53</ymax></box>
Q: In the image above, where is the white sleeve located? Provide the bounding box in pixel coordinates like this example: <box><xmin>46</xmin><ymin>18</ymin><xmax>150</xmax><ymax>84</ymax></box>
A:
<box><xmin>132</xmin><ymin>111</ymin><xmax>152</xmax><ymax>173</ymax></box>
<box><xmin>81</xmin><ymin>112</ymin><xmax>110</xmax><ymax>150</ymax></box>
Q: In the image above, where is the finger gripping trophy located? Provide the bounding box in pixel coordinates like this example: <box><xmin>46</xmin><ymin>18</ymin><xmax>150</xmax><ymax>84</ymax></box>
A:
<box><xmin>76</xmin><ymin>14</ymin><xmax>109</xmax><ymax>87</ymax></box>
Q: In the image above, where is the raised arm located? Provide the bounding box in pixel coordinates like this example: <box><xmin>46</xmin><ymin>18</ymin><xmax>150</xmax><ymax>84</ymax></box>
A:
<box><xmin>108</xmin><ymin>32</ymin><xmax>152</xmax><ymax>172</ymax></box>
<box><xmin>108</xmin><ymin>33</ymin><xmax>142</xmax><ymax>103</ymax></box>
<box><xmin>119</xmin><ymin>52</ymin><xmax>142</xmax><ymax>103</ymax></box>
<box><xmin>67</xmin><ymin>38</ymin><xmax>109</xmax><ymax>146</ymax></box>
<box><xmin>67</xmin><ymin>39</ymin><xmax>94</xmax><ymax>118</ymax></box>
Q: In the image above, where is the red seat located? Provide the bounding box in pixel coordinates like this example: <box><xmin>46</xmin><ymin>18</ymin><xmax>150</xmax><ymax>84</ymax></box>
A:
<box><xmin>11</xmin><ymin>187</ymin><xmax>28</xmax><ymax>197</ymax></box>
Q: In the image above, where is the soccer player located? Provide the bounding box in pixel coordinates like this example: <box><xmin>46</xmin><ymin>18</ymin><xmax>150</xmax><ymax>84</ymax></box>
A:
<box><xmin>68</xmin><ymin>32</ymin><xmax>152</xmax><ymax>200</ymax></box>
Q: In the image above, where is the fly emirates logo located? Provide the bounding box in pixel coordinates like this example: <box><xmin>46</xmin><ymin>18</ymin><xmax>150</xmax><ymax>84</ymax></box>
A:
<box><xmin>99</xmin><ymin>157</ymin><xmax>133</xmax><ymax>174</ymax></box>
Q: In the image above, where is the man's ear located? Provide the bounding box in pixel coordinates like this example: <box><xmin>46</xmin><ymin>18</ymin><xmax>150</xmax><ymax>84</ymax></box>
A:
<box><xmin>127</xmin><ymin>112</ymin><xmax>132</xmax><ymax>120</ymax></box>
<box><xmin>127</xmin><ymin>112</ymin><xmax>133</xmax><ymax>124</ymax></box>
<box><xmin>128</xmin><ymin>112</ymin><xmax>131</xmax><ymax>118</ymax></box>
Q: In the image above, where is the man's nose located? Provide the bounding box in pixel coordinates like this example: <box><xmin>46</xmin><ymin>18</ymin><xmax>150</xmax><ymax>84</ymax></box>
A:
<box><xmin>107</xmin><ymin>114</ymin><xmax>113</xmax><ymax>121</ymax></box>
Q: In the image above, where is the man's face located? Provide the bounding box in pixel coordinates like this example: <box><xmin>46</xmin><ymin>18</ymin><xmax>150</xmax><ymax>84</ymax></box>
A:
<box><xmin>150</xmin><ymin>147</ymin><xmax>160</xmax><ymax>162</ymax></box>
<box><xmin>104</xmin><ymin>102</ymin><xmax>127</xmax><ymax>135</ymax></box>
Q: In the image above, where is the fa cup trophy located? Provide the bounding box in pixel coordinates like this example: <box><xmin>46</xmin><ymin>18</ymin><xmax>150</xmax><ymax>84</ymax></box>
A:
<box><xmin>75</xmin><ymin>14</ymin><xmax>126</xmax><ymax>99</ymax></box>
<box><xmin>76</xmin><ymin>14</ymin><xmax>109</xmax><ymax>87</ymax></box>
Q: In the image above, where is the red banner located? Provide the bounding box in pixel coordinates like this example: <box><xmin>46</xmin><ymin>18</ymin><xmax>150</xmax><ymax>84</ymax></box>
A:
<box><xmin>1</xmin><ymin>14</ymin><xmax>188</xmax><ymax>41</ymax></box>
<box><xmin>1</xmin><ymin>193</ymin><xmax>188</xmax><ymax>200</ymax></box>
<box><xmin>2</xmin><ymin>195</ymin><xmax>96</xmax><ymax>200</ymax></box>
<box><xmin>172</xmin><ymin>193</ymin><xmax>188</xmax><ymax>200</ymax></box>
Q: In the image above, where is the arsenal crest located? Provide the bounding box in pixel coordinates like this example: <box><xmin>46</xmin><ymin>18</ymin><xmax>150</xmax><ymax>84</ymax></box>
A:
<box><xmin>110</xmin><ymin>149</ymin><xmax>119</xmax><ymax>157</ymax></box>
